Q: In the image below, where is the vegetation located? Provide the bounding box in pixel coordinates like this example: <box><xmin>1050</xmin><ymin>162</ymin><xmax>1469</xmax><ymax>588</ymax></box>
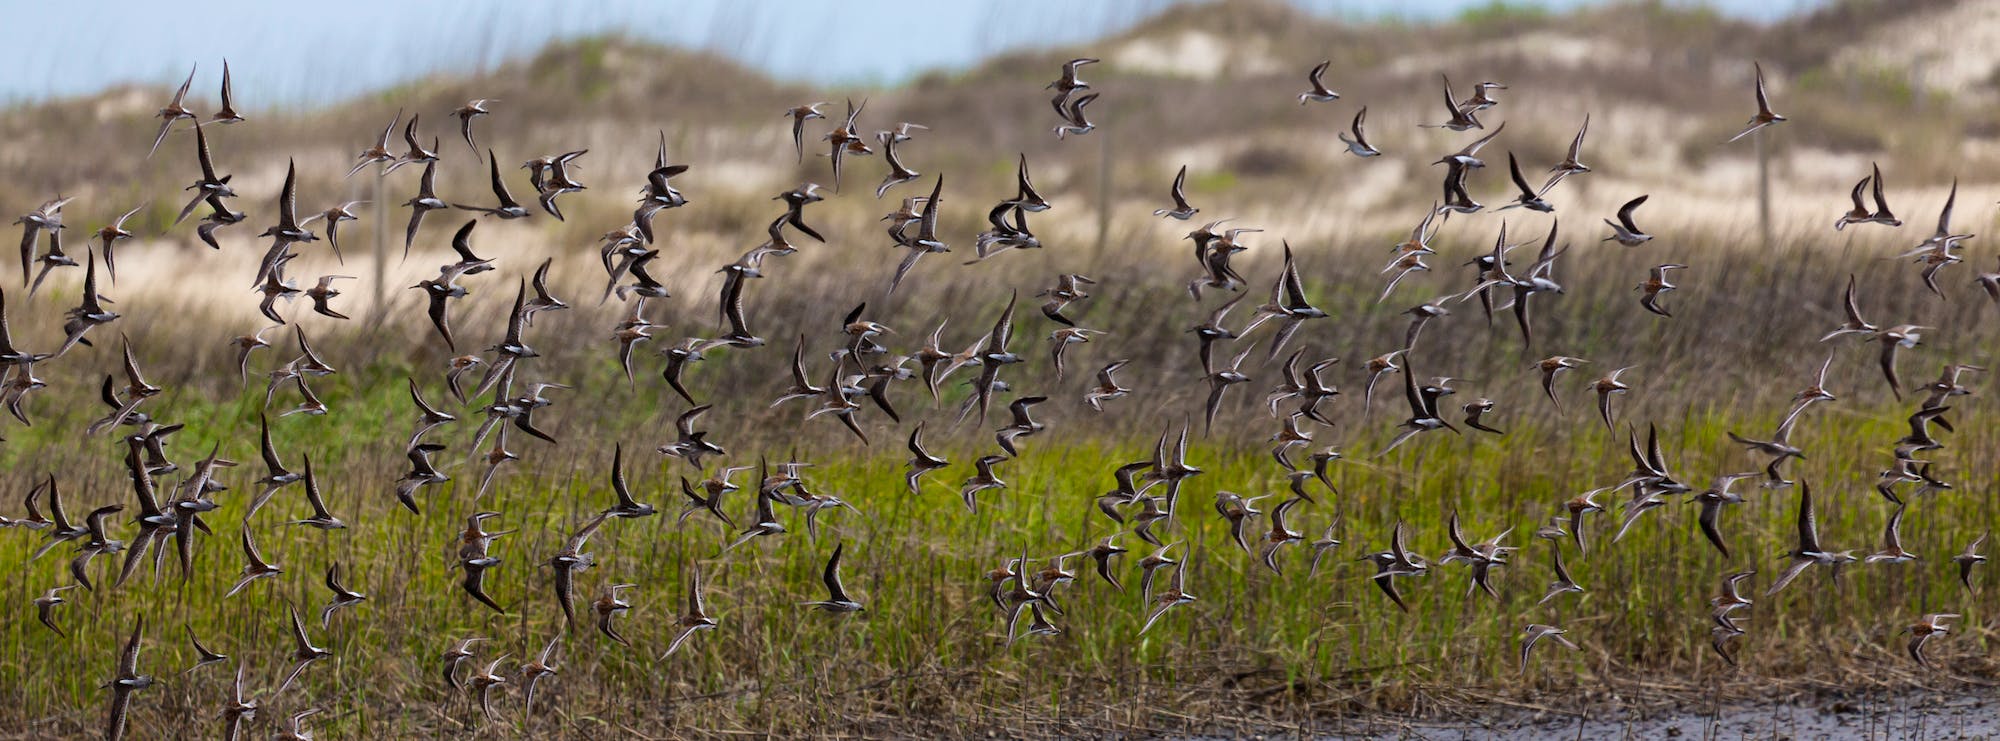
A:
<box><xmin>2</xmin><ymin>1</ymin><xmax>1998</xmax><ymax>738</ymax></box>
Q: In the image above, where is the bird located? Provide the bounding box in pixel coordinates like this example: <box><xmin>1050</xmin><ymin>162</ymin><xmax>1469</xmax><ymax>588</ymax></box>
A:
<box><xmin>103</xmin><ymin>615</ymin><xmax>152</xmax><ymax>741</ymax></box>
<box><xmin>1543</xmin><ymin>114</ymin><xmax>1591</xmax><ymax>191</ymax></box>
<box><xmin>401</xmin><ymin>160</ymin><xmax>447</xmax><ymax>256</ymax></box>
<box><xmin>453</xmin><ymin>99</ymin><xmax>498</xmax><ymax>154</ymax></box>
<box><xmin>147</xmin><ymin>65</ymin><xmax>198</xmax><ymax>157</ymax></box>
<box><xmin>1591</xmin><ymin>366</ymin><xmax>1637</xmax><ymax>430</ymax></box>
<box><xmin>454</xmin><ymin>149</ymin><xmax>531</xmax><ymax>219</ymax></box>
<box><xmin>1536</xmin><ymin>356</ymin><xmax>1589</xmax><ymax>414</ymax></box>
<box><xmin>1864</xmin><ymin>502</ymin><xmax>1919</xmax><ymax>564</ymax></box>
<box><xmin>440</xmin><ymin>637</ymin><xmax>485</xmax><ymax>690</ymax></box>
<box><xmin>1338</xmin><ymin>106</ymin><xmax>1380</xmax><ymax>157</ymax></box>
<box><xmin>1875</xmin><ymin>324</ymin><xmax>1926</xmax><ymax>400</ymax></box>
<box><xmin>1954</xmin><ymin>532</ymin><xmax>1987</xmax><ymax>590</ymax></box>
<box><xmin>1636</xmin><ymin>264</ymin><xmax>1686</xmax><ymax>317</ymax></box>
<box><xmin>802</xmin><ymin>541</ymin><xmax>864</xmax><ymax>612</ymax></box>
<box><xmin>519</xmin><ymin>635</ymin><xmax>562</xmax><ymax>714</ymax></box>
<box><xmin>348</xmin><ymin>110</ymin><xmax>402</xmax><ymax>177</ymax></box>
<box><xmin>276</xmin><ymin>603</ymin><xmax>331</xmax><ymax>693</ymax></box>
<box><xmin>1154</xmin><ymin>165</ymin><xmax>1198</xmax><ymax>220</ymax></box>
<box><xmin>1727</xmin><ymin>62</ymin><xmax>1787</xmax><ymax>142</ymax></box>
<box><xmin>1519</xmin><ymin>623</ymin><xmax>1580</xmax><ymax>673</ymax></box>
<box><xmin>225</xmin><ymin>526</ymin><xmax>282</xmax><ymax>598</ymax></box>
<box><xmin>1822</xmin><ymin>274</ymin><xmax>1878</xmax><ymax>341</ymax></box>
<box><xmin>1297</xmin><ymin>60</ymin><xmax>1340</xmax><ymax>103</ymax></box>
<box><xmin>1692</xmin><ymin>473</ymin><xmax>1758</xmax><ymax>557</ymax></box>
<box><xmin>34</xmin><ymin>584</ymin><xmax>76</xmax><ymax>636</ymax></box>
<box><xmin>1422</xmin><ymin>74</ymin><xmax>1482</xmax><ymax>130</ymax></box>
<box><xmin>1434</xmin><ymin>122</ymin><xmax>1506</xmax><ymax>169</ymax></box>
<box><xmin>469</xmin><ymin>653</ymin><xmax>511</xmax><ymax>722</ymax></box>
<box><xmin>663</xmin><ymin>567</ymin><xmax>718</xmax><ymax>658</ymax></box>
<box><xmin>1138</xmin><ymin>564</ymin><xmax>1197</xmax><ymax>635</ymax></box>
<box><xmin>1767</xmin><ymin>482</ymin><xmax>1854</xmax><ymax>596</ymax></box>
<box><xmin>1602</xmin><ymin>195</ymin><xmax>1653</xmax><ymax>246</ymax></box>
<box><xmin>1539</xmin><ymin>546</ymin><xmax>1584</xmax><ymax>605</ymax></box>
<box><xmin>319</xmin><ymin>562</ymin><xmax>367</xmax><ymax>629</ymax></box>
<box><xmin>221</xmin><ymin>663</ymin><xmax>259</xmax><ymax>740</ymax></box>
<box><xmin>1498</xmin><ymin>152</ymin><xmax>1553</xmax><ymax>212</ymax></box>
<box><xmin>186</xmin><ymin>627</ymin><xmax>229</xmax><ymax>673</ymax></box>
<box><xmin>784</xmin><ymin>102</ymin><xmax>828</xmax><ymax>162</ymax></box>
<box><xmin>588</xmin><ymin>584</ymin><xmax>636</xmax><ymax>640</ymax></box>
<box><xmin>1907</xmin><ymin>613</ymin><xmax>1958</xmax><ymax>670</ymax></box>
<box><xmin>1834</xmin><ymin>175</ymin><xmax>1874</xmax><ymax>231</ymax></box>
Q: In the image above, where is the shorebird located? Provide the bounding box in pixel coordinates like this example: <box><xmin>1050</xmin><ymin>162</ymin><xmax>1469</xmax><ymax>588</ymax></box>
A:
<box><xmin>1834</xmin><ymin>174</ymin><xmax>1874</xmax><ymax>231</ymax></box>
<box><xmin>1907</xmin><ymin>613</ymin><xmax>1958</xmax><ymax>670</ymax></box>
<box><xmin>348</xmin><ymin>110</ymin><xmax>401</xmax><ymax>177</ymax></box>
<box><xmin>385</xmin><ymin>113</ymin><xmax>439</xmax><ymax>174</ymax></box>
<box><xmin>1434</xmin><ymin>122</ymin><xmax>1505</xmax><ymax>169</ymax></box>
<box><xmin>594</xmin><ymin>584</ymin><xmax>636</xmax><ymax>646</ymax></box>
<box><xmin>784</xmin><ymin>102</ymin><xmax>827</xmax><ymax>162</ymax></box>
<box><xmin>1636</xmin><ymin>264</ymin><xmax>1685</xmax><ymax>317</ymax></box>
<box><xmin>1297</xmin><ymin>60</ymin><xmax>1340</xmax><ymax>103</ymax></box>
<box><xmin>441</xmin><ymin>637</ymin><xmax>485</xmax><ymax>690</ymax></box>
<box><xmin>469</xmin><ymin>653</ymin><xmax>510</xmax><ymax>721</ymax></box>
<box><xmin>1053</xmin><ymin>92</ymin><xmax>1100</xmax><ymax>139</ymax></box>
<box><xmin>103</xmin><ymin>616</ymin><xmax>151</xmax><ymax>741</ymax></box>
<box><xmin>1519</xmin><ymin>623</ymin><xmax>1579</xmax><ymax>673</ymax></box>
<box><xmin>1822</xmin><ymin>274</ymin><xmax>1878</xmax><ymax>341</ymax></box>
<box><xmin>453</xmin><ymin>99</ymin><xmax>497</xmax><ymax>154</ymax></box>
<box><xmin>221</xmin><ymin>663</ymin><xmax>258</xmax><ymax>740</ymax></box>
<box><xmin>1727</xmin><ymin>62</ymin><xmax>1786</xmax><ymax>142</ymax></box>
<box><xmin>319</xmin><ymin>562</ymin><xmax>367</xmax><ymax>628</ymax></box>
<box><xmin>1138</xmin><ymin>563</ymin><xmax>1197</xmax><ymax>635</ymax></box>
<box><xmin>1864</xmin><ymin>502</ymin><xmax>1919</xmax><ymax>564</ymax></box>
<box><xmin>1153</xmin><ymin>165</ymin><xmax>1198</xmax><ymax>220</ymax></box>
<box><xmin>147</xmin><ymin>65</ymin><xmax>198</xmax><ymax>157</ymax></box>
<box><xmin>1875</xmin><ymin>324</ymin><xmax>1926</xmax><ymax>400</ymax></box>
<box><xmin>276</xmin><ymin>603</ymin><xmax>331</xmax><ymax>693</ymax></box>
<box><xmin>1767</xmin><ymin>482</ymin><xmax>1855</xmax><ymax>596</ymax></box>
<box><xmin>1539</xmin><ymin>546</ymin><xmax>1584</xmax><ymax>605</ymax></box>
<box><xmin>1602</xmin><ymin>195</ymin><xmax>1652</xmax><ymax>246</ymax></box>
<box><xmin>662</xmin><ymin>567</ymin><xmax>718</xmax><ymax>658</ymax></box>
<box><xmin>1536</xmin><ymin>356</ymin><xmax>1589</xmax><ymax>414</ymax></box>
<box><xmin>1692</xmin><ymin>473</ymin><xmax>1758</xmax><ymax>557</ymax></box>
<box><xmin>1543</xmin><ymin>114</ymin><xmax>1590</xmax><ymax>191</ymax></box>
<box><xmin>1499</xmin><ymin>152</ymin><xmax>1553</xmax><ymax>212</ymax></box>
<box><xmin>519</xmin><ymin>635</ymin><xmax>562</xmax><ymax>714</ymax></box>
<box><xmin>803</xmin><ymin>541</ymin><xmax>865</xmax><ymax>612</ymax></box>
<box><xmin>226</xmin><ymin>526</ymin><xmax>282</xmax><ymax>597</ymax></box>
<box><xmin>1954</xmin><ymin>532</ymin><xmax>1987</xmax><ymax>590</ymax></box>
<box><xmin>1339</xmin><ymin>106</ymin><xmax>1380</xmax><ymax>157</ymax></box>
<box><xmin>1421</xmin><ymin>74</ymin><xmax>1482</xmax><ymax>131</ymax></box>
<box><xmin>1591</xmin><ymin>366</ymin><xmax>1637</xmax><ymax>430</ymax></box>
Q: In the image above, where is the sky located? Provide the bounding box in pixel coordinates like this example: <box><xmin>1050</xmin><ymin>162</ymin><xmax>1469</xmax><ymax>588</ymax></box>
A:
<box><xmin>9</xmin><ymin>0</ymin><xmax>1828</xmax><ymax>107</ymax></box>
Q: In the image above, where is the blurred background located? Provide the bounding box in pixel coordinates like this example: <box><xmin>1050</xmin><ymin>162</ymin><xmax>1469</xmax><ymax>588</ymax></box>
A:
<box><xmin>11</xmin><ymin>0</ymin><xmax>1830</xmax><ymax>105</ymax></box>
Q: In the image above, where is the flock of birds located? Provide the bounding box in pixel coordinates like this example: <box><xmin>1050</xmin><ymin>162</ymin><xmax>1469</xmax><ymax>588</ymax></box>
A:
<box><xmin>1</xmin><ymin>52</ymin><xmax>1994</xmax><ymax>739</ymax></box>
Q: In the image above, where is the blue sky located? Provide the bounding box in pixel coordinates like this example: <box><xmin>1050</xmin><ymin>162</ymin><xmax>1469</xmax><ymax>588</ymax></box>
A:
<box><xmin>9</xmin><ymin>0</ymin><xmax>1825</xmax><ymax>107</ymax></box>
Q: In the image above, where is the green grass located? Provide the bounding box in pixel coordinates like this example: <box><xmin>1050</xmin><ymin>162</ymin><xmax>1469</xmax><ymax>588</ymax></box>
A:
<box><xmin>0</xmin><ymin>337</ymin><xmax>1991</xmax><ymax>738</ymax></box>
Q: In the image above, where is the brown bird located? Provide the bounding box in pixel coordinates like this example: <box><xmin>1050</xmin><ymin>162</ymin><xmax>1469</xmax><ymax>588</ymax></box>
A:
<box><xmin>147</xmin><ymin>65</ymin><xmax>198</xmax><ymax>157</ymax></box>
<box><xmin>662</xmin><ymin>567</ymin><xmax>719</xmax><ymax>658</ymax></box>
<box><xmin>1907</xmin><ymin>613</ymin><xmax>1958</xmax><ymax>670</ymax></box>
<box><xmin>103</xmin><ymin>615</ymin><xmax>152</xmax><ymax>741</ymax></box>
<box><xmin>1726</xmin><ymin>62</ymin><xmax>1787</xmax><ymax>142</ymax></box>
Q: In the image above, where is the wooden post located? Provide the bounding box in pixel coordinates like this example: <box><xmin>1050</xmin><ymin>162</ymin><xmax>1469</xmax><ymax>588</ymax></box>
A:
<box><xmin>1094</xmin><ymin>133</ymin><xmax>1113</xmax><ymax>254</ymax></box>
<box><xmin>1755</xmin><ymin>132</ymin><xmax>1772</xmax><ymax>253</ymax></box>
<box><xmin>371</xmin><ymin>167</ymin><xmax>388</xmax><ymax>326</ymax></box>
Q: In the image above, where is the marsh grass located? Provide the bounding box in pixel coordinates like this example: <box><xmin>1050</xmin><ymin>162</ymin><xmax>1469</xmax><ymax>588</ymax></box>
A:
<box><xmin>0</xmin><ymin>219</ymin><xmax>1995</xmax><ymax>738</ymax></box>
<box><xmin>2</xmin><ymin>2</ymin><xmax>1999</xmax><ymax>736</ymax></box>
